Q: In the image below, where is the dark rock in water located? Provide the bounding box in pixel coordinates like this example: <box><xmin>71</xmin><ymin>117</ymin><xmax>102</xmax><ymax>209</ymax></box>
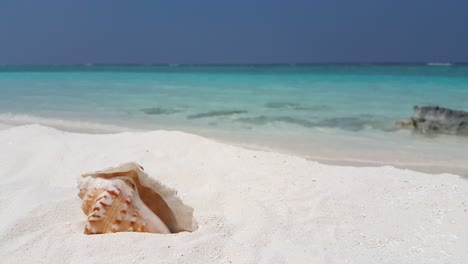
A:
<box><xmin>397</xmin><ymin>106</ymin><xmax>468</xmax><ymax>135</ymax></box>
<box><xmin>187</xmin><ymin>110</ymin><xmax>247</xmax><ymax>119</ymax></box>
<box><xmin>141</xmin><ymin>107</ymin><xmax>182</xmax><ymax>115</ymax></box>
<box><xmin>236</xmin><ymin>115</ymin><xmax>373</xmax><ymax>131</ymax></box>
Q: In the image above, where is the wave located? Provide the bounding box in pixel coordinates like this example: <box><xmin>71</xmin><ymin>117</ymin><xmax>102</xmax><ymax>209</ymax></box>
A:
<box><xmin>427</xmin><ymin>62</ymin><xmax>452</xmax><ymax>66</ymax></box>
<box><xmin>236</xmin><ymin>115</ymin><xmax>379</xmax><ymax>131</ymax></box>
<box><xmin>0</xmin><ymin>113</ymin><xmax>136</xmax><ymax>134</ymax></box>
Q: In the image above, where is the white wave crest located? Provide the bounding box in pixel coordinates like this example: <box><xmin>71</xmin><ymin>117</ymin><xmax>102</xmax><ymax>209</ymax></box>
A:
<box><xmin>0</xmin><ymin>113</ymin><xmax>137</xmax><ymax>134</ymax></box>
<box><xmin>427</xmin><ymin>62</ymin><xmax>452</xmax><ymax>66</ymax></box>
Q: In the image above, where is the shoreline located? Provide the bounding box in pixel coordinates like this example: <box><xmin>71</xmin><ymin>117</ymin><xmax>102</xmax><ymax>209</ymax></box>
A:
<box><xmin>1</xmin><ymin>115</ymin><xmax>467</xmax><ymax>176</ymax></box>
<box><xmin>0</xmin><ymin>124</ymin><xmax>466</xmax><ymax>263</ymax></box>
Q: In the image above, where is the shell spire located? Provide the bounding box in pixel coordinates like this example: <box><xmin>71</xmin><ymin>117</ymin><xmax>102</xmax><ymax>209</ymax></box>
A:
<box><xmin>78</xmin><ymin>162</ymin><xmax>197</xmax><ymax>234</ymax></box>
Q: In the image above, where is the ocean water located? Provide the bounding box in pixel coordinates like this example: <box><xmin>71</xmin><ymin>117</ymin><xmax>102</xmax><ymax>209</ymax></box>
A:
<box><xmin>1</xmin><ymin>65</ymin><xmax>468</xmax><ymax>175</ymax></box>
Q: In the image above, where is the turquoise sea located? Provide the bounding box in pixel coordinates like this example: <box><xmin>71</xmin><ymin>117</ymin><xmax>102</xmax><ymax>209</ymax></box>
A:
<box><xmin>1</xmin><ymin>65</ymin><xmax>468</xmax><ymax>174</ymax></box>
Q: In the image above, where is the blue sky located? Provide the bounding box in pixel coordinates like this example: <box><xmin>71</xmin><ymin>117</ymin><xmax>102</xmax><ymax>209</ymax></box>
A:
<box><xmin>1</xmin><ymin>0</ymin><xmax>467</xmax><ymax>64</ymax></box>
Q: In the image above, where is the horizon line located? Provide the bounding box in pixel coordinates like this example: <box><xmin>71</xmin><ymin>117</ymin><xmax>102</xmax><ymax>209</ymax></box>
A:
<box><xmin>1</xmin><ymin>62</ymin><xmax>468</xmax><ymax>67</ymax></box>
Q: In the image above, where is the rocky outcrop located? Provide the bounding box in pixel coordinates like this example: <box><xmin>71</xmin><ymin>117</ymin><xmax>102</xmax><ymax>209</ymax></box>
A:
<box><xmin>396</xmin><ymin>106</ymin><xmax>468</xmax><ymax>135</ymax></box>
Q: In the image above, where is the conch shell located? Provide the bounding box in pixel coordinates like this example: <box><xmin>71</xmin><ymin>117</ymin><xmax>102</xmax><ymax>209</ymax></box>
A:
<box><xmin>77</xmin><ymin>162</ymin><xmax>197</xmax><ymax>234</ymax></box>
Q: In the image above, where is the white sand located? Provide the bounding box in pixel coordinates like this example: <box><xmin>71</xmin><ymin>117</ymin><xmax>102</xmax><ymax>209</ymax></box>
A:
<box><xmin>0</xmin><ymin>122</ymin><xmax>12</xmax><ymax>131</ymax></box>
<box><xmin>0</xmin><ymin>125</ymin><xmax>466</xmax><ymax>264</ymax></box>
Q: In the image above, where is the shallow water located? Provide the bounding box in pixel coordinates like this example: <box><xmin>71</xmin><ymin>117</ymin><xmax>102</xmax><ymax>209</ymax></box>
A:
<box><xmin>1</xmin><ymin>65</ymin><xmax>468</xmax><ymax>174</ymax></box>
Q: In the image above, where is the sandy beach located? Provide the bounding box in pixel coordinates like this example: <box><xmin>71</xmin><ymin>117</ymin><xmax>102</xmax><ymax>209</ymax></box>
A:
<box><xmin>2</xmin><ymin>0</ymin><xmax>467</xmax><ymax>262</ymax></box>
<box><xmin>0</xmin><ymin>124</ymin><xmax>466</xmax><ymax>263</ymax></box>
<box><xmin>0</xmin><ymin>122</ymin><xmax>12</xmax><ymax>131</ymax></box>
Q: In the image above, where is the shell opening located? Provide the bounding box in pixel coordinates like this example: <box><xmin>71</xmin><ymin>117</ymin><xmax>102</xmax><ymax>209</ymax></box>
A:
<box><xmin>78</xmin><ymin>162</ymin><xmax>198</xmax><ymax>235</ymax></box>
